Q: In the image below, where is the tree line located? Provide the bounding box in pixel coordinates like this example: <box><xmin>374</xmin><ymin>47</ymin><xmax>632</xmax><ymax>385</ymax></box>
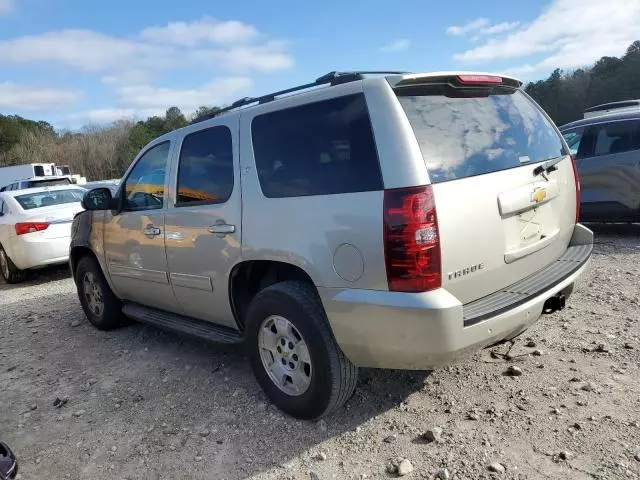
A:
<box><xmin>525</xmin><ymin>40</ymin><xmax>640</xmax><ymax>126</ymax></box>
<box><xmin>0</xmin><ymin>106</ymin><xmax>219</xmax><ymax>181</ymax></box>
<box><xmin>1</xmin><ymin>40</ymin><xmax>639</xmax><ymax>181</ymax></box>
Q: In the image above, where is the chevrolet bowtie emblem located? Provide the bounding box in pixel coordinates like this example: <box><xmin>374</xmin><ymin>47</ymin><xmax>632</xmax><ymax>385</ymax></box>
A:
<box><xmin>531</xmin><ymin>188</ymin><xmax>547</xmax><ymax>204</ymax></box>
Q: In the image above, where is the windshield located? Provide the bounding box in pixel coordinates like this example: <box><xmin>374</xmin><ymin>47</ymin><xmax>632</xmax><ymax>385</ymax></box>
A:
<box><xmin>15</xmin><ymin>189</ymin><xmax>85</xmax><ymax>210</ymax></box>
<box><xmin>396</xmin><ymin>86</ymin><xmax>566</xmax><ymax>183</ymax></box>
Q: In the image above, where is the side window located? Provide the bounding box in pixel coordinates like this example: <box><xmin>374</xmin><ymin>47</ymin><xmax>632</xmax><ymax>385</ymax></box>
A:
<box><xmin>562</xmin><ymin>127</ymin><xmax>585</xmax><ymax>156</ymax></box>
<box><xmin>0</xmin><ymin>199</ymin><xmax>5</xmax><ymax>216</ymax></box>
<box><xmin>251</xmin><ymin>94</ymin><xmax>383</xmax><ymax>198</ymax></box>
<box><xmin>591</xmin><ymin>121</ymin><xmax>640</xmax><ymax>157</ymax></box>
<box><xmin>176</xmin><ymin>126</ymin><xmax>234</xmax><ymax>206</ymax></box>
<box><xmin>122</xmin><ymin>141</ymin><xmax>171</xmax><ymax>211</ymax></box>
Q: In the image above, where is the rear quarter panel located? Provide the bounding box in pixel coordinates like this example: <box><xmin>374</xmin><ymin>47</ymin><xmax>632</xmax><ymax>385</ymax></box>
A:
<box><xmin>238</xmin><ymin>82</ymin><xmax>388</xmax><ymax>290</ymax></box>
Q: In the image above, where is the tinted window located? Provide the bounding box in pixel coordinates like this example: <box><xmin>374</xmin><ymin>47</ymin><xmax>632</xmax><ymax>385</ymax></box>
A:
<box><xmin>15</xmin><ymin>189</ymin><xmax>85</xmax><ymax>210</ymax></box>
<box><xmin>0</xmin><ymin>199</ymin><xmax>5</xmax><ymax>216</ymax></box>
<box><xmin>562</xmin><ymin>127</ymin><xmax>586</xmax><ymax>156</ymax></box>
<box><xmin>176</xmin><ymin>126</ymin><xmax>233</xmax><ymax>205</ymax></box>
<box><xmin>397</xmin><ymin>86</ymin><xmax>565</xmax><ymax>183</ymax></box>
<box><xmin>33</xmin><ymin>165</ymin><xmax>44</xmax><ymax>176</ymax></box>
<box><xmin>252</xmin><ymin>94</ymin><xmax>382</xmax><ymax>198</ymax></box>
<box><xmin>590</xmin><ymin>120</ymin><xmax>640</xmax><ymax>157</ymax></box>
<box><xmin>122</xmin><ymin>142</ymin><xmax>170</xmax><ymax>211</ymax></box>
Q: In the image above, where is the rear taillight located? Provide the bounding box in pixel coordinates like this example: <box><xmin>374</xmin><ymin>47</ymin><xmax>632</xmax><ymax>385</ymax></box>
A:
<box><xmin>384</xmin><ymin>185</ymin><xmax>441</xmax><ymax>293</ymax></box>
<box><xmin>570</xmin><ymin>155</ymin><xmax>581</xmax><ymax>223</ymax></box>
<box><xmin>15</xmin><ymin>222</ymin><xmax>49</xmax><ymax>235</ymax></box>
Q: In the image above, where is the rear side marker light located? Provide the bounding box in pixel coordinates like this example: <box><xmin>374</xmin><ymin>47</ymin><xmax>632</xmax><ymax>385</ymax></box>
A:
<box><xmin>457</xmin><ymin>75</ymin><xmax>503</xmax><ymax>85</ymax></box>
<box><xmin>15</xmin><ymin>222</ymin><xmax>50</xmax><ymax>235</ymax></box>
<box><xmin>384</xmin><ymin>185</ymin><xmax>441</xmax><ymax>293</ymax></box>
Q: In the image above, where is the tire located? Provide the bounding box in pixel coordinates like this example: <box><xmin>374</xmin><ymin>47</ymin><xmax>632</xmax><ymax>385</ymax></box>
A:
<box><xmin>0</xmin><ymin>245</ymin><xmax>26</xmax><ymax>284</ymax></box>
<box><xmin>75</xmin><ymin>255</ymin><xmax>125</xmax><ymax>330</ymax></box>
<box><xmin>246</xmin><ymin>281</ymin><xmax>358</xmax><ymax>419</ymax></box>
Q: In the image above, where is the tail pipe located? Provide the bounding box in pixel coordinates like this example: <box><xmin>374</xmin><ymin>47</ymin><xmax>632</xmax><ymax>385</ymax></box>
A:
<box><xmin>543</xmin><ymin>292</ymin><xmax>566</xmax><ymax>314</ymax></box>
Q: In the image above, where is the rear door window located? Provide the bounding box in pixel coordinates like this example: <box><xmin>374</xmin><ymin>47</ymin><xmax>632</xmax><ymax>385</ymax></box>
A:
<box><xmin>251</xmin><ymin>94</ymin><xmax>383</xmax><ymax>198</ymax></box>
<box><xmin>396</xmin><ymin>86</ymin><xmax>566</xmax><ymax>183</ymax></box>
<box><xmin>176</xmin><ymin>126</ymin><xmax>234</xmax><ymax>206</ymax></box>
<box><xmin>589</xmin><ymin>120</ymin><xmax>640</xmax><ymax>157</ymax></box>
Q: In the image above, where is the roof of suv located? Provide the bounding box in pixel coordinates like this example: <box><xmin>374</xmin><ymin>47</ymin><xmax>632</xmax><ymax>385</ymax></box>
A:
<box><xmin>559</xmin><ymin>110</ymin><xmax>640</xmax><ymax>130</ymax></box>
<box><xmin>188</xmin><ymin>70</ymin><xmax>523</xmax><ymax>124</ymax></box>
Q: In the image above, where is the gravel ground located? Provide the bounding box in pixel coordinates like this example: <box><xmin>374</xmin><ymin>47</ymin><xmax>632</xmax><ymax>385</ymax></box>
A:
<box><xmin>1</xmin><ymin>224</ymin><xmax>639</xmax><ymax>480</ymax></box>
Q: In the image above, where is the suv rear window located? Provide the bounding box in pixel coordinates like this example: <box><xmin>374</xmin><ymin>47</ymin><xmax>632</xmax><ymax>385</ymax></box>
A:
<box><xmin>396</xmin><ymin>86</ymin><xmax>565</xmax><ymax>183</ymax></box>
<box><xmin>27</xmin><ymin>178</ymin><xmax>71</xmax><ymax>188</ymax></box>
<box><xmin>251</xmin><ymin>94</ymin><xmax>383</xmax><ymax>198</ymax></box>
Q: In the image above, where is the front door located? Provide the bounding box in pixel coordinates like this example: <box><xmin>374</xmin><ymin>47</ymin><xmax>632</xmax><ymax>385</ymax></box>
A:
<box><xmin>104</xmin><ymin>140</ymin><xmax>181</xmax><ymax>313</ymax></box>
<box><xmin>164</xmin><ymin>118</ymin><xmax>241</xmax><ymax>328</ymax></box>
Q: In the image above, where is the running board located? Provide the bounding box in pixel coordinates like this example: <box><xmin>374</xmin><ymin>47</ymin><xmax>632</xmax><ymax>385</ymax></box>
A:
<box><xmin>122</xmin><ymin>303</ymin><xmax>244</xmax><ymax>344</ymax></box>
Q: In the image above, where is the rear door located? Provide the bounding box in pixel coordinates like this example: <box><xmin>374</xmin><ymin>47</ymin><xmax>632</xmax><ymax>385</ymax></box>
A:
<box><xmin>573</xmin><ymin>119</ymin><xmax>640</xmax><ymax>219</ymax></box>
<box><xmin>394</xmin><ymin>77</ymin><xmax>577</xmax><ymax>304</ymax></box>
<box><xmin>164</xmin><ymin>118</ymin><xmax>241</xmax><ymax>328</ymax></box>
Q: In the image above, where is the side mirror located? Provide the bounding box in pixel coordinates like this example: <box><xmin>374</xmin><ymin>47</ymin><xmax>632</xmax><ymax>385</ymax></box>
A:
<box><xmin>81</xmin><ymin>188</ymin><xmax>114</xmax><ymax>211</ymax></box>
<box><xmin>0</xmin><ymin>442</ymin><xmax>17</xmax><ymax>479</ymax></box>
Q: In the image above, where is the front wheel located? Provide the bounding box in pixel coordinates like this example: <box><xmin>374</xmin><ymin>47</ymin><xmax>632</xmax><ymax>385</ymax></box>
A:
<box><xmin>75</xmin><ymin>256</ymin><xmax>126</xmax><ymax>330</ymax></box>
<box><xmin>246</xmin><ymin>281</ymin><xmax>358</xmax><ymax>419</ymax></box>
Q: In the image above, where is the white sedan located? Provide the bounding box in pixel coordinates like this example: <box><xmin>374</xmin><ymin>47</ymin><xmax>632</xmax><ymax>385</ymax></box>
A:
<box><xmin>0</xmin><ymin>185</ymin><xmax>86</xmax><ymax>283</ymax></box>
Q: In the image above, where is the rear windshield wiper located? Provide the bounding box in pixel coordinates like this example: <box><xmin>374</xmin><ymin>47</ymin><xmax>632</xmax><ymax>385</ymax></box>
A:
<box><xmin>533</xmin><ymin>156</ymin><xmax>564</xmax><ymax>179</ymax></box>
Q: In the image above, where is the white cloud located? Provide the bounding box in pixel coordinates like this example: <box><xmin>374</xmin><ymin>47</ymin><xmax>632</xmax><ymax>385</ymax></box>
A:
<box><xmin>0</xmin><ymin>82</ymin><xmax>80</xmax><ymax>112</ymax></box>
<box><xmin>482</xmin><ymin>21</ymin><xmax>520</xmax><ymax>35</ymax></box>
<box><xmin>0</xmin><ymin>18</ymin><xmax>293</xmax><ymax>74</ymax></box>
<box><xmin>67</xmin><ymin>108</ymin><xmax>164</xmax><ymax>125</ymax></box>
<box><xmin>0</xmin><ymin>17</ymin><xmax>294</xmax><ymax>122</ymax></box>
<box><xmin>67</xmin><ymin>77</ymin><xmax>253</xmax><ymax>125</ymax></box>
<box><xmin>380</xmin><ymin>39</ymin><xmax>411</xmax><ymax>52</ymax></box>
<box><xmin>114</xmin><ymin>77</ymin><xmax>253</xmax><ymax>110</ymax></box>
<box><xmin>0</xmin><ymin>30</ymin><xmax>169</xmax><ymax>72</ymax></box>
<box><xmin>447</xmin><ymin>18</ymin><xmax>490</xmax><ymax>36</ymax></box>
<box><xmin>454</xmin><ymin>0</ymin><xmax>640</xmax><ymax>71</ymax></box>
<box><xmin>140</xmin><ymin>18</ymin><xmax>258</xmax><ymax>46</ymax></box>
<box><xmin>0</xmin><ymin>0</ymin><xmax>14</xmax><ymax>15</ymax></box>
<box><xmin>191</xmin><ymin>42</ymin><xmax>294</xmax><ymax>72</ymax></box>
<box><xmin>447</xmin><ymin>18</ymin><xmax>520</xmax><ymax>37</ymax></box>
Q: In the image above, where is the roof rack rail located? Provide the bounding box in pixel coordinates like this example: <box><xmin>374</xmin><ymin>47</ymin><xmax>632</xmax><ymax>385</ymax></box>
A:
<box><xmin>190</xmin><ymin>70</ymin><xmax>411</xmax><ymax>124</ymax></box>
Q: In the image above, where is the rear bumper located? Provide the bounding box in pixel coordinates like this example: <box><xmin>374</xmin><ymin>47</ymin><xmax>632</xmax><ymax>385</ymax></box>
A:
<box><xmin>319</xmin><ymin>224</ymin><xmax>593</xmax><ymax>370</ymax></box>
<box><xmin>9</xmin><ymin>235</ymin><xmax>71</xmax><ymax>270</ymax></box>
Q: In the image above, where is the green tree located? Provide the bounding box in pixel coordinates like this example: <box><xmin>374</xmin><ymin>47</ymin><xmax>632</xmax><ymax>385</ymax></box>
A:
<box><xmin>163</xmin><ymin>106</ymin><xmax>188</xmax><ymax>132</ymax></box>
<box><xmin>525</xmin><ymin>40</ymin><xmax>640</xmax><ymax>126</ymax></box>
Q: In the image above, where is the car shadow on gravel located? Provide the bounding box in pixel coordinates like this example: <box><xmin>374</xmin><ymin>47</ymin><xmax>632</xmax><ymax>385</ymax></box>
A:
<box><xmin>2</xmin><ymin>289</ymin><xmax>429</xmax><ymax>479</ymax></box>
<box><xmin>586</xmin><ymin>222</ymin><xmax>640</xmax><ymax>237</ymax></box>
<box><xmin>0</xmin><ymin>264</ymin><xmax>71</xmax><ymax>291</ymax></box>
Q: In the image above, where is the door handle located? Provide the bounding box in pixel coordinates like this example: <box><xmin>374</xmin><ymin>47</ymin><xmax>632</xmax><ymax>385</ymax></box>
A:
<box><xmin>143</xmin><ymin>224</ymin><xmax>162</xmax><ymax>237</ymax></box>
<box><xmin>208</xmin><ymin>223</ymin><xmax>235</xmax><ymax>235</ymax></box>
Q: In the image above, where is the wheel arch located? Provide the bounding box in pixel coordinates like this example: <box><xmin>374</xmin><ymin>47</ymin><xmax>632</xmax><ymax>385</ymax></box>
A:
<box><xmin>229</xmin><ymin>260</ymin><xmax>318</xmax><ymax>330</ymax></box>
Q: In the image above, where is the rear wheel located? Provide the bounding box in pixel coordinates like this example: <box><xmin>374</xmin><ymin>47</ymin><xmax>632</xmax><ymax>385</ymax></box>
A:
<box><xmin>246</xmin><ymin>281</ymin><xmax>358</xmax><ymax>419</ymax></box>
<box><xmin>0</xmin><ymin>245</ymin><xmax>26</xmax><ymax>284</ymax></box>
<box><xmin>75</xmin><ymin>255</ymin><xmax>125</xmax><ymax>330</ymax></box>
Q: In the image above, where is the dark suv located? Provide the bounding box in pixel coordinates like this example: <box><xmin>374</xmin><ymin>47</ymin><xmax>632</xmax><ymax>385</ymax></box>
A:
<box><xmin>560</xmin><ymin>104</ymin><xmax>640</xmax><ymax>222</ymax></box>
